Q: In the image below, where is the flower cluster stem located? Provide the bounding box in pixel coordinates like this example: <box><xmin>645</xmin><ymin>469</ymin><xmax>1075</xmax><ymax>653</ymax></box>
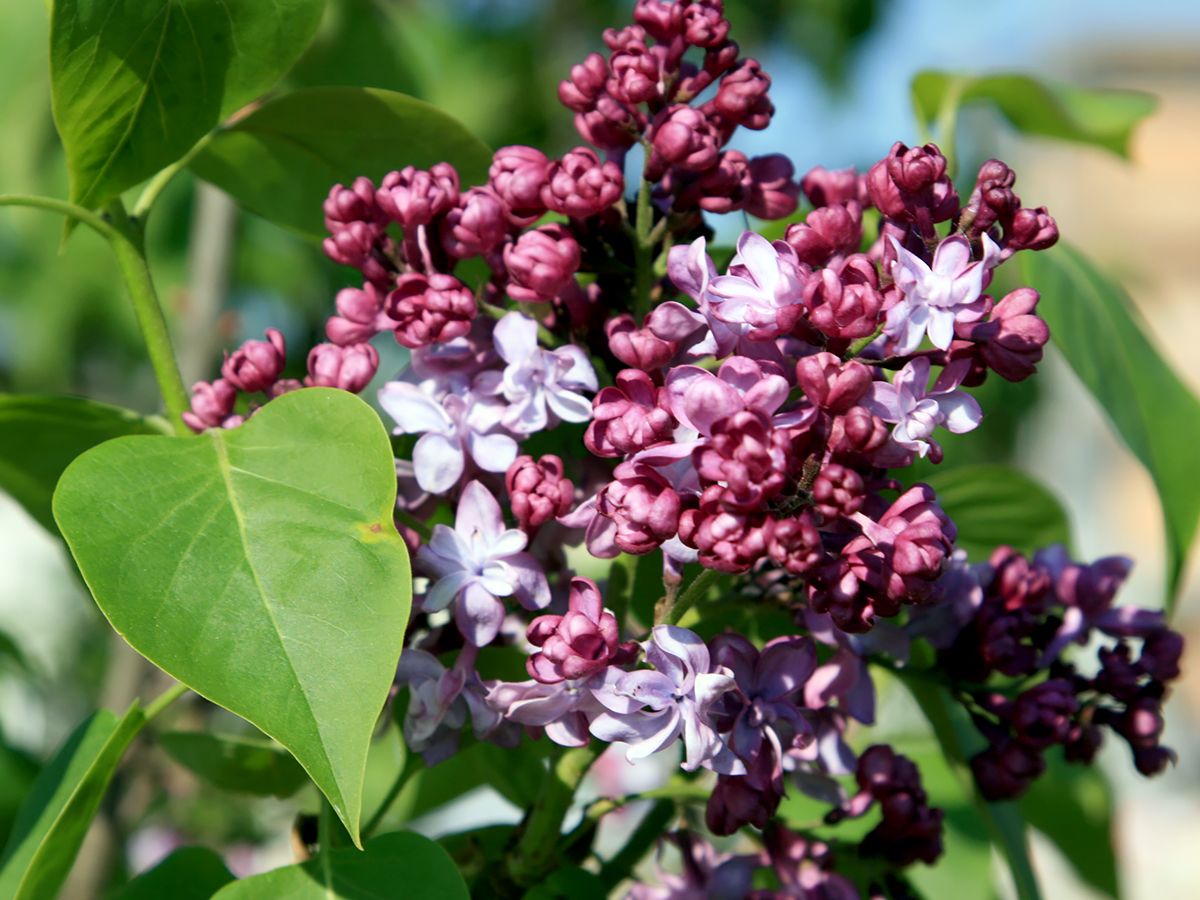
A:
<box><xmin>632</xmin><ymin>176</ymin><xmax>655</xmax><ymax>320</ymax></box>
<box><xmin>505</xmin><ymin>742</ymin><xmax>603</xmax><ymax>887</ymax></box>
<box><xmin>656</xmin><ymin>566</ymin><xmax>720</xmax><ymax>626</ymax></box>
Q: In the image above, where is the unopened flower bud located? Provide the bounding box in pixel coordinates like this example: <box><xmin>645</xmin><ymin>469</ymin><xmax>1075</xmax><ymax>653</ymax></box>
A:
<box><xmin>795</xmin><ymin>352</ymin><xmax>872</xmax><ymax>413</ymax></box>
<box><xmin>386</xmin><ymin>272</ymin><xmax>476</xmax><ymax>349</ymax></box>
<box><xmin>506</xmin><ymin>455</ymin><xmax>574</xmax><ymax>534</ymax></box>
<box><xmin>503</xmin><ymin>224</ymin><xmax>581</xmax><ymax>302</ymax></box>
<box><xmin>802</xmin><ymin>166</ymin><xmax>864</xmax><ymax>208</ymax></box>
<box><xmin>441</xmin><ymin>187</ymin><xmax>508</xmax><ymax>258</ymax></box>
<box><xmin>606</xmin><ymin>314</ymin><xmax>676</xmax><ymax>370</ymax></box>
<box><xmin>376</xmin><ymin>164</ymin><xmax>460</xmax><ymax>229</ymax></box>
<box><xmin>305</xmin><ymin>342</ymin><xmax>379</xmax><ymax>393</ymax></box>
<box><xmin>542</xmin><ymin>147</ymin><xmax>624</xmax><ymax>218</ymax></box>
<box><xmin>489</xmin><ymin>146</ymin><xmax>550</xmax><ymax>217</ymax></box>
<box><xmin>650</xmin><ymin>105</ymin><xmax>720</xmax><ymax>172</ymax></box>
<box><xmin>746</xmin><ymin>154</ymin><xmax>800</xmax><ymax>220</ymax></box>
<box><xmin>183</xmin><ymin>378</ymin><xmax>237</xmax><ymax>432</ymax></box>
<box><xmin>222</xmin><ymin>329</ymin><xmax>286</xmax><ymax>393</ymax></box>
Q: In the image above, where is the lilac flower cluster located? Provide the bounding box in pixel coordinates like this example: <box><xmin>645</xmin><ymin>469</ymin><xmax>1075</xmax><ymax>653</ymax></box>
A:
<box><xmin>184</xmin><ymin>1</ymin><xmax>1183</xmax><ymax>893</ymax></box>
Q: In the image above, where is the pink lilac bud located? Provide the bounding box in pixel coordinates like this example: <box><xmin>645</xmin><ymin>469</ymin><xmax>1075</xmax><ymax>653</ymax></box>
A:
<box><xmin>386</xmin><ymin>272</ymin><xmax>476</xmax><ymax>349</ymax></box>
<box><xmin>575</xmin><ymin>96</ymin><xmax>641</xmax><ymax>152</ymax></box>
<box><xmin>828</xmin><ymin>406</ymin><xmax>889</xmax><ymax>458</ymax></box>
<box><xmin>1006</xmin><ymin>206</ymin><xmax>1059</xmax><ymax>254</ymax></box>
<box><xmin>326</xmin><ymin>283</ymin><xmax>392</xmax><ymax>345</ymax></box>
<box><xmin>269</xmin><ymin>378</ymin><xmax>302</xmax><ymax>398</ymax></box>
<box><xmin>1140</xmin><ymin>628</ymin><xmax>1184</xmax><ymax>682</ymax></box>
<box><xmin>801</xmin><ymin>257</ymin><xmax>884</xmax><ymax>342</ymax></box>
<box><xmin>322</xmin><ymin>221</ymin><xmax>386</xmax><ymax>281</ymax></box>
<box><xmin>711</xmin><ymin>59</ymin><xmax>773</xmax><ymax>131</ymax></box>
<box><xmin>504</xmin><ymin>224</ymin><xmax>582</xmax><ymax>302</ymax></box>
<box><xmin>650</xmin><ymin>105</ymin><xmax>721</xmax><ymax>173</ymax></box>
<box><xmin>694</xmin><ymin>410</ymin><xmax>790</xmax><ymax>511</ymax></box>
<box><xmin>608</xmin><ymin>46</ymin><xmax>661</xmax><ymax>105</ymax></box>
<box><xmin>440</xmin><ymin>187</ymin><xmax>508</xmax><ymax>258</ymax></box>
<box><xmin>961</xmin><ymin>159</ymin><xmax>1018</xmax><ymax>235</ymax></box>
<box><xmin>956</xmin><ymin>287</ymin><xmax>1049</xmax><ymax>382</ymax></box>
<box><xmin>706</xmin><ymin>775</ymin><xmax>777</xmax><ymax>835</ymax></box>
<box><xmin>971</xmin><ymin>738</ymin><xmax>1045</xmax><ymax>801</ymax></box>
<box><xmin>682</xmin><ymin>0</ymin><xmax>731</xmax><ymax>47</ymax></box>
<box><xmin>990</xmin><ymin>547</ymin><xmax>1054</xmax><ymax>613</ymax></box>
<box><xmin>603</xmin><ymin>24</ymin><xmax>649</xmax><ymax>53</ymax></box>
<box><xmin>785</xmin><ymin>202</ymin><xmax>863</xmax><ymax>266</ymax></box>
<box><xmin>877</xmin><ymin>485</ymin><xmax>956</xmax><ymax>589</ymax></box>
<box><xmin>183</xmin><ymin>378</ymin><xmax>237</xmax><ymax>432</ymax></box>
<box><xmin>678</xmin><ymin>484</ymin><xmax>773</xmax><ymax>574</ymax></box>
<box><xmin>866</xmin><ymin>142</ymin><xmax>958</xmax><ymax>230</ymax></box>
<box><xmin>811</xmin><ymin>464</ymin><xmax>865</xmax><ymax>520</ymax></box>
<box><xmin>768</xmin><ymin>513</ymin><xmax>823</xmax><ymax>574</ymax></box>
<box><xmin>506</xmin><ymin>454</ymin><xmax>574</xmax><ymax>534</ymax></box>
<box><xmin>606</xmin><ymin>314</ymin><xmax>677</xmax><ymax>370</ymax></box>
<box><xmin>222</xmin><ymin>329</ymin><xmax>286</xmax><ymax>393</ymax></box>
<box><xmin>802</xmin><ymin>166</ymin><xmax>864</xmax><ymax>208</ymax></box>
<box><xmin>489</xmin><ymin>146</ymin><xmax>550</xmax><ymax>222</ymax></box>
<box><xmin>376</xmin><ymin>164</ymin><xmax>459</xmax><ymax>229</ymax></box>
<box><xmin>795</xmin><ymin>353</ymin><xmax>872</xmax><ymax>413</ymax></box>
<box><xmin>559</xmin><ymin>53</ymin><xmax>609</xmax><ymax>111</ymax></box>
<box><xmin>586</xmin><ymin>369</ymin><xmax>676</xmax><ymax>457</ymax></box>
<box><xmin>542</xmin><ymin>147</ymin><xmax>625</xmax><ymax>218</ymax></box>
<box><xmin>526</xmin><ymin>576</ymin><xmax>629</xmax><ymax>683</ymax></box>
<box><xmin>745</xmin><ymin>154</ymin><xmax>800</xmax><ymax>220</ymax></box>
<box><xmin>634</xmin><ymin>0</ymin><xmax>684</xmax><ymax>41</ymax></box>
<box><xmin>1011</xmin><ymin>679</ymin><xmax>1077</xmax><ymax>749</ymax></box>
<box><xmin>323</xmin><ymin>177</ymin><xmax>385</xmax><ymax>232</ymax></box>
<box><xmin>596</xmin><ymin>462</ymin><xmax>682</xmax><ymax>554</ymax></box>
<box><xmin>304</xmin><ymin>342</ymin><xmax>378</xmax><ymax>393</ymax></box>
<box><xmin>674</xmin><ymin>150</ymin><xmax>752</xmax><ymax>213</ymax></box>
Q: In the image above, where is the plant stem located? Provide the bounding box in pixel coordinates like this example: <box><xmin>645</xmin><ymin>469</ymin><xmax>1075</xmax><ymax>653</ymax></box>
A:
<box><xmin>598</xmin><ymin>799</ymin><xmax>676</xmax><ymax>889</ymax></box>
<box><xmin>363</xmin><ymin>753</ymin><xmax>421</xmax><ymax>838</ymax></box>
<box><xmin>105</xmin><ymin>201</ymin><xmax>191</xmax><ymax>434</ymax></box>
<box><xmin>656</xmin><ymin>567</ymin><xmax>719</xmax><ymax>626</ymax></box>
<box><xmin>843</xmin><ymin>325</ymin><xmax>884</xmax><ymax>361</ymax></box>
<box><xmin>632</xmin><ymin>176</ymin><xmax>655</xmax><ymax>320</ymax></box>
<box><xmin>143</xmin><ymin>681</ymin><xmax>189</xmax><ymax>722</ymax></box>
<box><xmin>133</xmin><ymin>133</ymin><xmax>213</xmax><ymax>221</ymax></box>
<box><xmin>506</xmin><ymin>742</ymin><xmax>603</xmax><ymax>887</ymax></box>
<box><xmin>0</xmin><ymin>193</ymin><xmax>121</xmax><ymax>243</ymax></box>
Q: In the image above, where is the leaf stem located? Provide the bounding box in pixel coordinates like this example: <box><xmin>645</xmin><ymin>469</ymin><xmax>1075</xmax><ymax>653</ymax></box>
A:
<box><xmin>506</xmin><ymin>742</ymin><xmax>603</xmax><ymax>887</ymax></box>
<box><xmin>105</xmin><ymin>200</ymin><xmax>191</xmax><ymax>434</ymax></box>
<box><xmin>843</xmin><ymin>325</ymin><xmax>884</xmax><ymax>361</ymax></box>
<box><xmin>0</xmin><ymin>193</ymin><xmax>121</xmax><ymax>243</ymax></box>
<box><xmin>133</xmin><ymin>133</ymin><xmax>213</xmax><ymax>221</ymax></box>
<box><xmin>632</xmin><ymin>176</ymin><xmax>655</xmax><ymax>320</ymax></box>
<box><xmin>143</xmin><ymin>680</ymin><xmax>189</xmax><ymax>722</ymax></box>
<box><xmin>656</xmin><ymin>567</ymin><xmax>719</xmax><ymax>626</ymax></box>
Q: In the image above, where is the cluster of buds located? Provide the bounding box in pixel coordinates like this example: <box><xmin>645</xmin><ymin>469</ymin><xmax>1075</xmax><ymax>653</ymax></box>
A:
<box><xmin>930</xmin><ymin>546</ymin><xmax>1184</xmax><ymax>799</ymax></box>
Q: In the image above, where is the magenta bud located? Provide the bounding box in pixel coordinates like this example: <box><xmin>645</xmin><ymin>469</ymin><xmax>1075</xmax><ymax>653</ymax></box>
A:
<box><xmin>801</xmin><ymin>165</ymin><xmax>864</xmax><ymax>208</ymax></box>
<box><xmin>222</xmin><ymin>329</ymin><xmax>286</xmax><ymax>394</ymax></box>
<box><xmin>713</xmin><ymin>58</ymin><xmax>773</xmax><ymax>130</ymax></box>
<box><xmin>605</xmin><ymin>314</ymin><xmax>676</xmax><ymax>370</ymax></box>
<box><xmin>489</xmin><ymin>145</ymin><xmax>550</xmax><ymax>217</ymax></box>
<box><xmin>506</xmin><ymin>454</ymin><xmax>574</xmax><ymax>534</ymax></box>
<box><xmin>558</xmin><ymin>53</ymin><xmax>609</xmax><ymax>112</ymax></box>
<box><xmin>795</xmin><ymin>352</ymin><xmax>872</xmax><ymax>412</ymax></box>
<box><xmin>682</xmin><ymin>0</ymin><xmax>731</xmax><ymax>48</ymax></box>
<box><xmin>305</xmin><ymin>342</ymin><xmax>378</xmax><ymax>393</ymax></box>
<box><xmin>746</xmin><ymin>153</ymin><xmax>800</xmax><ymax>219</ymax></box>
<box><xmin>183</xmin><ymin>378</ymin><xmax>237</xmax><ymax>432</ymax></box>
<box><xmin>585</xmin><ymin>369</ymin><xmax>675</xmax><ymax>457</ymax></box>
<box><xmin>386</xmin><ymin>272</ymin><xmax>476</xmax><ymax>349</ymax></box>
<box><xmin>503</xmin><ymin>224</ymin><xmax>581</xmax><ymax>302</ymax></box>
<box><xmin>441</xmin><ymin>187</ymin><xmax>509</xmax><ymax>258</ymax></box>
<box><xmin>375</xmin><ymin>163</ymin><xmax>460</xmax><ymax>229</ymax></box>
<box><xmin>323</xmin><ymin>177</ymin><xmax>384</xmax><ymax>232</ymax></box>
<box><xmin>785</xmin><ymin>201</ymin><xmax>863</xmax><ymax>265</ymax></box>
<box><xmin>650</xmin><ymin>105</ymin><xmax>720</xmax><ymax>172</ymax></box>
<box><xmin>633</xmin><ymin>0</ymin><xmax>684</xmax><ymax>42</ymax></box>
<box><xmin>326</xmin><ymin>283</ymin><xmax>391</xmax><ymax>346</ymax></box>
<box><xmin>598</xmin><ymin>462</ymin><xmax>682</xmax><ymax>555</ymax></box>
<box><xmin>542</xmin><ymin>147</ymin><xmax>625</xmax><ymax>218</ymax></box>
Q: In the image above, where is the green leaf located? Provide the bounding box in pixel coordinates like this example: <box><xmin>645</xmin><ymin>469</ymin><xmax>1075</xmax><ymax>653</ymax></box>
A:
<box><xmin>1022</xmin><ymin>243</ymin><xmax>1200</xmax><ymax>605</ymax></box>
<box><xmin>52</xmin><ymin>388</ymin><xmax>412</xmax><ymax>844</ymax></box>
<box><xmin>211</xmin><ymin>831</ymin><xmax>469</xmax><ymax>899</ymax></box>
<box><xmin>922</xmin><ymin>464</ymin><xmax>1072</xmax><ymax>560</ymax></box>
<box><xmin>0</xmin><ymin>394</ymin><xmax>165</xmax><ymax>535</ymax></box>
<box><xmin>190</xmin><ymin>87</ymin><xmax>492</xmax><ymax>238</ymax></box>
<box><xmin>900</xmin><ymin>675</ymin><xmax>1042</xmax><ymax>900</ymax></box>
<box><xmin>0</xmin><ymin>706</ymin><xmax>145</xmax><ymax>900</ymax></box>
<box><xmin>112</xmin><ymin>846</ymin><xmax>235</xmax><ymax>900</ymax></box>
<box><xmin>50</xmin><ymin>0</ymin><xmax>327</xmax><ymax>212</ymax></box>
<box><xmin>1020</xmin><ymin>752</ymin><xmax>1118</xmax><ymax>898</ymax></box>
<box><xmin>158</xmin><ymin>731</ymin><xmax>309</xmax><ymax>798</ymax></box>
<box><xmin>911</xmin><ymin>71</ymin><xmax>1156</xmax><ymax>157</ymax></box>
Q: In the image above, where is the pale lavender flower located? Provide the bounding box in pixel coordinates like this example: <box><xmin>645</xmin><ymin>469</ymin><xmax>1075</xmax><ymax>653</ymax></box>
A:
<box><xmin>395</xmin><ymin>645</ymin><xmax>500</xmax><ymax>764</ymax></box>
<box><xmin>379</xmin><ymin>378</ymin><xmax>517</xmax><ymax>493</ymax></box>
<box><xmin>884</xmin><ymin>233</ymin><xmax>999</xmax><ymax>353</ymax></box>
<box><xmin>862</xmin><ymin>357</ymin><xmax>982</xmax><ymax>458</ymax></box>
<box><xmin>417</xmin><ymin>481</ymin><xmax>550</xmax><ymax>646</ymax></box>
<box><xmin>477</xmin><ymin>312</ymin><xmax>598</xmax><ymax>434</ymax></box>
<box><xmin>706</xmin><ymin>231</ymin><xmax>808</xmax><ymax>339</ymax></box>
<box><xmin>485</xmin><ymin>678</ymin><xmax>595</xmax><ymax>747</ymax></box>
<box><xmin>588</xmin><ymin>625</ymin><xmax>736</xmax><ymax>770</ymax></box>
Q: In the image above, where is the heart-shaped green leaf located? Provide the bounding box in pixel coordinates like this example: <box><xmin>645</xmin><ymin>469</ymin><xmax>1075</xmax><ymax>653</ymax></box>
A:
<box><xmin>158</xmin><ymin>731</ymin><xmax>309</xmax><ymax>798</ymax></box>
<box><xmin>211</xmin><ymin>831</ymin><xmax>468</xmax><ymax>899</ymax></box>
<box><xmin>922</xmin><ymin>464</ymin><xmax>1072</xmax><ymax>560</ymax></box>
<box><xmin>911</xmin><ymin>71</ymin><xmax>1156</xmax><ymax>157</ymax></box>
<box><xmin>50</xmin><ymin>0</ymin><xmax>327</xmax><ymax>211</ymax></box>
<box><xmin>190</xmin><ymin>87</ymin><xmax>492</xmax><ymax>238</ymax></box>
<box><xmin>1023</xmin><ymin>243</ymin><xmax>1200</xmax><ymax>605</ymax></box>
<box><xmin>0</xmin><ymin>706</ymin><xmax>145</xmax><ymax>900</ymax></box>
<box><xmin>0</xmin><ymin>394</ymin><xmax>165</xmax><ymax>535</ymax></box>
<box><xmin>53</xmin><ymin>388</ymin><xmax>412</xmax><ymax>843</ymax></box>
<box><xmin>112</xmin><ymin>846</ymin><xmax>235</xmax><ymax>900</ymax></box>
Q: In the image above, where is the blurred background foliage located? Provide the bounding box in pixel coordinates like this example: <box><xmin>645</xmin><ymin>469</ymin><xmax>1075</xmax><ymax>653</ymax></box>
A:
<box><xmin>0</xmin><ymin>0</ymin><xmax>1197</xmax><ymax>897</ymax></box>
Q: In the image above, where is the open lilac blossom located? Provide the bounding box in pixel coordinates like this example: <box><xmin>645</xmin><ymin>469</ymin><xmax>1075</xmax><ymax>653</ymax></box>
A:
<box><xmin>884</xmin><ymin>234</ymin><xmax>998</xmax><ymax>354</ymax></box>
<box><xmin>395</xmin><ymin>646</ymin><xmax>501</xmax><ymax>764</ymax></box>
<box><xmin>706</xmin><ymin>231</ymin><xmax>808</xmax><ymax>339</ymax></box>
<box><xmin>378</xmin><ymin>377</ymin><xmax>517</xmax><ymax>492</ymax></box>
<box><xmin>484</xmin><ymin>677</ymin><xmax>596</xmax><ymax>747</ymax></box>
<box><xmin>477</xmin><ymin>311</ymin><xmax>598</xmax><ymax>433</ymax></box>
<box><xmin>862</xmin><ymin>357</ymin><xmax>982</xmax><ymax>458</ymax></box>
<box><xmin>417</xmin><ymin>481</ymin><xmax>550</xmax><ymax>646</ymax></box>
<box><xmin>589</xmin><ymin>625</ymin><xmax>736</xmax><ymax>770</ymax></box>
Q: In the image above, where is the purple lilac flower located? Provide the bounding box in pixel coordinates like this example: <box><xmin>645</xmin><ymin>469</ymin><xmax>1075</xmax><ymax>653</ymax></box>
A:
<box><xmin>862</xmin><ymin>357</ymin><xmax>982</xmax><ymax>458</ymax></box>
<box><xmin>417</xmin><ymin>481</ymin><xmax>550</xmax><ymax>646</ymax></box>
<box><xmin>705</xmin><ymin>231</ymin><xmax>808</xmax><ymax>340</ymax></box>
<box><xmin>395</xmin><ymin>645</ymin><xmax>501</xmax><ymax>764</ymax></box>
